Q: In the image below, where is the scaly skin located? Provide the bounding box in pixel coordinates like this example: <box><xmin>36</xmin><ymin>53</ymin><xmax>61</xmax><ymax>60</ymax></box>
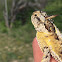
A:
<box><xmin>31</xmin><ymin>11</ymin><xmax>62</xmax><ymax>62</ymax></box>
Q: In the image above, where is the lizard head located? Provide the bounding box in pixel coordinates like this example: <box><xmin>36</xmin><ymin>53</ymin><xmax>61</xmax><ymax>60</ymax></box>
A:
<box><xmin>31</xmin><ymin>11</ymin><xmax>57</xmax><ymax>32</ymax></box>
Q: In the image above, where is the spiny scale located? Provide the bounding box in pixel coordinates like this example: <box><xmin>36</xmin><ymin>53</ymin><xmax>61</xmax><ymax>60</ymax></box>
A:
<box><xmin>31</xmin><ymin>11</ymin><xmax>62</xmax><ymax>62</ymax></box>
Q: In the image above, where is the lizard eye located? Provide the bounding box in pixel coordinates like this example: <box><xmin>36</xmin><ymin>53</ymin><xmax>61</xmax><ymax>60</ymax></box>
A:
<box><xmin>35</xmin><ymin>14</ymin><xmax>37</xmax><ymax>16</ymax></box>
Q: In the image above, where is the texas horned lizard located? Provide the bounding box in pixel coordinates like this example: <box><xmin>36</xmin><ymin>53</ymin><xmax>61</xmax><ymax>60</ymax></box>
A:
<box><xmin>31</xmin><ymin>11</ymin><xmax>62</xmax><ymax>62</ymax></box>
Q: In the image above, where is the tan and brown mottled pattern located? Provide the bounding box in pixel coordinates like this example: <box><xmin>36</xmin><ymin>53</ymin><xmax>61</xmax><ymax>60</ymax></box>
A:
<box><xmin>31</xmin><ymin>11</ymin><xmax>62</xmax><ymax>62</ymax></box>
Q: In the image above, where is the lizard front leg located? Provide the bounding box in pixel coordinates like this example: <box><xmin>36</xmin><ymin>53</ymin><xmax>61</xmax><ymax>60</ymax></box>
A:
<box><xmin>41</xmin><ymin>46</ymin><xmax>51</xmax><ymax>62</ymax></box>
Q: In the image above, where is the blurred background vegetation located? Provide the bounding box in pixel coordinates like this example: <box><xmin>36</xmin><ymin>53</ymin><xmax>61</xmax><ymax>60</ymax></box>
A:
<box><xmin>0</xmin><ymin>0</ymin><xmax>62</xmax><ymax>62</ymax></box>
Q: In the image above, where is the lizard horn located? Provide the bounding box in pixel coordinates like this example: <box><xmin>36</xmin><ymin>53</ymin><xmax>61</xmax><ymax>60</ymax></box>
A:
<box><xmin>45</xmin><ymin>15</ymin><xmax>58</xmax><ymax>19</ymax></box>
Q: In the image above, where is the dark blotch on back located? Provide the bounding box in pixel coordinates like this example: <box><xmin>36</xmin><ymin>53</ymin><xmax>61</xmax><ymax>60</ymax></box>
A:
<box><xmin>54</xmin><ymin>34</ymin><xmax>59</xmax><ymax>40</ymax></box>
<box><xmin>44</xmin><ymin>21</ymin><xmax>56</xmax><ymax>33</ymax></box>
<box><xmin>60</xmin><ymin>43</ymin><xmax>62</xmax><ymax>45</ymax></box>
<box><xmin>60</xmin><ymin>51</ymin><xmax>62</xmax><ymax>54</ymax></box>
<box><xmin>44</xmin><ymin>46</ymin><xmax>48</xmax><ymax>49</ymax></box>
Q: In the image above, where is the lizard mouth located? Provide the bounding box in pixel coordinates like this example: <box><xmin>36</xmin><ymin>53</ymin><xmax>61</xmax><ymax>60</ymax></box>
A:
<box><xmin>45</xmin><ymin>15</ymin><xmax>58</xmax><ymax>20</ymax></box>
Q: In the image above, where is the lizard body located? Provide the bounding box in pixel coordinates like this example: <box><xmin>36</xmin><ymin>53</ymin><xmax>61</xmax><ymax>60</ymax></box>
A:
<box><xmin>31</xmin><ymin>11</ymin><xmax>62</xmax><ymax>62</ymax></box>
